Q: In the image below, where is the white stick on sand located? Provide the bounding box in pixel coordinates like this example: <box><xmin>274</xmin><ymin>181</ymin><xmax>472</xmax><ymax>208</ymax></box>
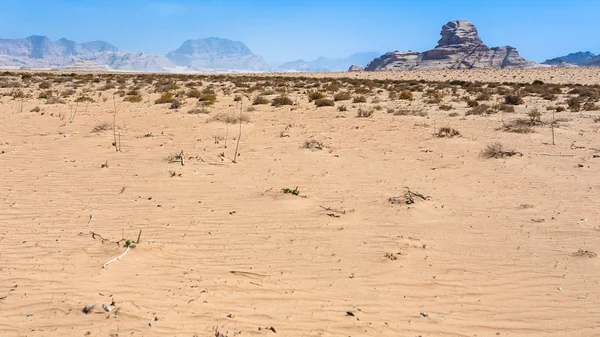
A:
<box><xmin>103</xmin><ymin>246</ymin><xmax>130</xmax><ymax>269</ymax></box>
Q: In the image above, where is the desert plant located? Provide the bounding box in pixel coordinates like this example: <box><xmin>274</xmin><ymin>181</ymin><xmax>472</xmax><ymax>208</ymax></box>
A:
<box><xmin>352</xmin><ymin>95</ymin><xmax>367</xmax><ymax>103</ymax></box>
<box><xmin>337</xmin><ymin>105</ymin><xmax>347</xmax><ymax>112</ymax></box>
<box><xmin>333</xmin><ymin>91</ymin><xmax>352</xmax><ymax>101</ymax></box>
<box><xmin>356</xmin><ymin>108</ymin><xmax>374</xmax><ymax>118</ymax></box>
<box><xmin>252</xmin><ymin>95</ymin><xmax>269</xmax><ymax>105</ymax></box>
<box><xmin>186</xmin><ymin>88</ymin><xmax>202</xmax><ymax>98</ymax></box>
<box><xmin>124</xmin><ymin>95</ymin><xmax>143</xmax><ymax>103</ymax></box>
<box><xmin>436</xmin><ymin>127</ymin><xmax>461</xmax><ymax>138</ymax></box>
<box><xmin>91</xmin><ymin>122</ymin><xmax>112</xmax><ymax>133</ymax></box>
<box><xmin>314</xmin><ymin>98</ymin><xmax>334</xmax><ymax>107</ymax></box>
<box><xmin>209</xmin><ymin>112</ymin><xmax>251</xmax><ymax>124</ymax></box>
<box><xmin>198</xmin><ymin>93</ymin><xmax>217</xmax><ymax>104</ymax></box>
<box><xmin>498</xmin><ymin>104</ymin><xmax>515</xmax><ymax>112</ymax></box>
<box><xmin>307</xmin><ymin>91</ymin><xmax>325</xmax><ymax>102</ymax></box>
<box><xmin>439</xmin><ymin>104</ymin><xmax>453</xmax><ymax>111</ymax></box>
<box><xmin>170</xmin><ymin>101</ymin><xmax>183</xmax><ymax>109</ymax></box>
<box><xmin>527</xmin><ymin>108</ymin><xmax>542</xmax><ymax>124</ymax></box>
<box><xmin>481</xmin><ymin>142</ymin><xmax>521</xmax><ymax>158</ymax></box>
<box><xmin>272</xmin><ymin>95</ymin><xmax>293</xmax><ymax>106</ymax></box>
<box><xmin>188</xmin><ymin>107</ymin><xmax>210</xmax><ymax>114</ymax></box>
<box><xmin>504</xmin><ymin>94</ymin><xmax>524</xmax><ymax>105</ymax></box>
<box><xmin>281</xmin><ymin>187</ymin><xmax>300</xmax><ymax>196</ymax></box>
<box><xmin>501</xmin><ymin>119</ymin><xmax>534</xmax><ymax>133</ymax></box>
<box><xmin>399</xmin><ymin>90</ymin><xmax>414</xmax><ymax>100</ymax></box>
<box><xmin>155</xmin><ymin>92</ymin><xmax>176</xmax><ymax>104</ymax></box>
<box><xmin>467</xmin><ymin>99</ymin><xmax>479</xmax><ymax>107</ymax></box>
<box><xmin>466</xmin><ymin>104</ymin><xmax>492</xmax><ymax>115</ymax></box>
<box><xmin>302</xmin><ymin>139</ymin><xmax>324</xmax><ymax>150</ymax></box>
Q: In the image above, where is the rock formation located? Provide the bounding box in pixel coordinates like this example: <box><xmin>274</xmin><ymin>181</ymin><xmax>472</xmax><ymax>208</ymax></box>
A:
<box><xmin>166</xmin><ymin>37</ymin><xmax>269</xmax><ymax>72</ymax></box>
<box><xmin>348</xmin><ymin>65</ymin><xmax>364</xmax><ymax>72</ymax></box>
<box><xmin>364</xmin><ymin>20</ymin><xmax>537</xmax><ymax>71</ymax></box>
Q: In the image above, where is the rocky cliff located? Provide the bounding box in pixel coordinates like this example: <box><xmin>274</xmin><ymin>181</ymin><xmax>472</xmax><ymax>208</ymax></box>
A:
<box><xmin>365</xmin><ymin>20</ymin><xmax>537</xmax><ymax>71</ymax></box>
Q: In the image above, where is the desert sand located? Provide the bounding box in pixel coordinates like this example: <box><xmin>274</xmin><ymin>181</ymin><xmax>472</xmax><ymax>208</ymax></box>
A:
<box><xmin>1</xmin><ymin>68</ymin><xmax>600</xmax><ymax>337</ymax></box>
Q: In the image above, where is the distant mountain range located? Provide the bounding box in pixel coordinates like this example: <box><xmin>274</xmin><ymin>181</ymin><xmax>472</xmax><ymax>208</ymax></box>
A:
<box><xmin>0</xmin><ymin>35</ymin><xmax>270</xmax><ymax>72</ymax></box>
<box><xmin>542</xmin><ymin>51</ymin><xmax>600</xmax><ymax>67</ymax></box>
<box><xmin>278</xmin><ymin>52</ymin><xmax>379</xmax><ymax>72</ymax></box>
<box><xmin>0</xmin><ymin>32</ymin><xmax>598</xmax><ymax>73</ymax></box>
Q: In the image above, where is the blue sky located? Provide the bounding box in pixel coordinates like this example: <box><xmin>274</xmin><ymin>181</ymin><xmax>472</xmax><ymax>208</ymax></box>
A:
<box><xmin>0</xmin><ymin>0</ymin><xmax>599</xmax><ymax>64</ymax></box>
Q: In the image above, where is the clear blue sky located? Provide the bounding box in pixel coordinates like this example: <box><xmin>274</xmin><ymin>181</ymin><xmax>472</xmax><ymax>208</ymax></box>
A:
<box><xmin>0</xmin><ymin>0</ymin><xmax>599</xmax><ymax>64</ymax></box>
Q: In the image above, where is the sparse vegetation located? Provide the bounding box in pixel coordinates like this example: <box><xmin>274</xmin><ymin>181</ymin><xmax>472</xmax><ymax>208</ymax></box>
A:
<box><xmin>436</xmin><ymin>127</ymin><xmax>461</xmax><ymax>138</ymax></box>
<box><xmin>314</xmin><ymin>98</ymin><xmax>334</xmax><ymax>107</ymax></box>
<box><xmin>481</xmin><ymin>142</ymin><xmax>522</xmax><ymax>158</ymax></box>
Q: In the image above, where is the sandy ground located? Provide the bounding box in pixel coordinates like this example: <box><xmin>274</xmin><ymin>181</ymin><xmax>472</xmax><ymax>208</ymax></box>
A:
<box><xmin>1</xmin><ymin>68</ymin><xmax>600</xmax><ymax>337</ymax></box>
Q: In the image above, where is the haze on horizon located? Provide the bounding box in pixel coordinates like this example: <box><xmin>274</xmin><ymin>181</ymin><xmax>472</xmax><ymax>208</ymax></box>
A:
<box><xmin>1</xmin><ymin>0</ymin><xmax>599</xmax><ymax>65</ymax></box>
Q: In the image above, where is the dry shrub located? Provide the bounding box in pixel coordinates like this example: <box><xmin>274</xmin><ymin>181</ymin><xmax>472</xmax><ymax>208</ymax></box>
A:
<box><xmin>466</xmin><ymin>104</ymin><xmax>492</xmax><ymax>115</ymax></box>
<box><xmin>439</xmin><ymin>104</ymin><xmax>453</xmax><ymax>111</ymax></box>
<box><xmin>170</xmin><ymin>101</ymin><xmax>183</xmax><ymax>109</ymax></box>
<box><xmin>91</xmin><ymin>122</ymin><xmax>112</xmax><ymax>133</ymax></box>
<box><xmin>198</xmin><ymin>93</ymin><xmax>217</xmax><ymax>104</ymax></box>
<box><xmin>504</xmin><ymin>94</ymin><xmax>524</xmax><ymax>105</ymax></box>
<box><xmin>46</xmin><ymin>97</ymin><xmax>66</xmax><ymax>104</ymax></box>
<box><xmin>314</xmin><ymin>98</ymin><xmax>334</xmax><ymax>107</ymax></box>
<box><xmin>124</xmin><ymin>95</ymin><xmax>143</xmax><ymax>103</ymax></box>
<box><xmin>501</xmin><ymin>119</ymin><xmax>534</xmax><ymax>133</ymax></box>
<box><xmin>393</xmin><ymin>108</ymin><xmax>427</xmax><ymax>117</ymax></box>
<box><xmin>209</xmin><ymin>112</ymin><xmax>251</xmax><ymax>124</ymax></box>
<box><xmin>467</xmin><ymin>99</ymin><xmax>479</xmax><ymax>107</ymax></box>
<box><xmin>308</xmin><ymin>91</ymin><xmax>325</xmax><ymax>102</ymax></box>
<box><xmin>334</xmin><ymin>91</ymin><xmax>352</xmax><ymax>101</ymax></box>
<box><xmin>155</xmin><ymin>92</ymin><xmax>176</xmax><ymax>104</ymax></box>
<box><xmin>399</xmin><ymin>90</ymin><xmax>414</xmax><ymax>100</ymax></box>
<box><xmin>187</xmin><ymin>88</ymin><xmax>202</xmax><ymax>98</ymax></box>
<box><xmin>188</xmin><ymin>107</ymin><xmax>210</xmax><ymax>115</ymax></box>
<box><xmin>481</xmin><ymin>142</ymin><xmax>521</xmax><ymax>159</ymax></box>
<box><xmin>30</xmin><ymin>106</ymin><xmax>41</xmax><ymax>112</ymax></box>
<box><xmin>436</xmin><ymin>127</ymin><xmax>461</xmax><ymax>138</ymax></box>
<box><xmin>356</xmin><ymin>109</ymin><xmax>374</xmax><ymax>118</ymax></box>
<box><xmin>272</xmin><ymin>95</ymin><xmax>293</xmax><ymax>106</ymax></box>
<box><xmin>498</xmin><ymin>104</ymin><xmax>515</xmax><ymax>112</ymax></box>
<box><xmin>353</xmin><ymin>95</ymin><xmax>367</xmax><ymax>103</ymax></box>
<box><xmin>253</xmin><ymin>95</ymin><xmax>269</xmax><ymax>105</ymax></box>
<box><xmin>302</xmin><ymin>139</ymin><xmax>324</xmax><ymax>150</ymax></box>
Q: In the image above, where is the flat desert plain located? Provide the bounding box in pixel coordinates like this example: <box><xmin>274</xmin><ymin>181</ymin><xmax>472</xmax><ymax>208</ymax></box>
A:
<box><xmin>1</xmin><ymin>68</ymin><xmax>600</xmax><ymax>337</ymax></box>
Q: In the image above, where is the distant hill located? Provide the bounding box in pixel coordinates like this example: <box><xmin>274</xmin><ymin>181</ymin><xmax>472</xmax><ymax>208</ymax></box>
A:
<box><xmin>166</xmin><ymin>37</ymin><xmax>269</xmax><ymax>71</ymax></box>
<box><xmin>542</xmin><ymin>52</ymin><xmax>597</xmax><ymax>66</ymax></box>
<box><xmin>279</xmin><ymin>52</ymin><xmax>379</xmax><ymax>72</ymax></box>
